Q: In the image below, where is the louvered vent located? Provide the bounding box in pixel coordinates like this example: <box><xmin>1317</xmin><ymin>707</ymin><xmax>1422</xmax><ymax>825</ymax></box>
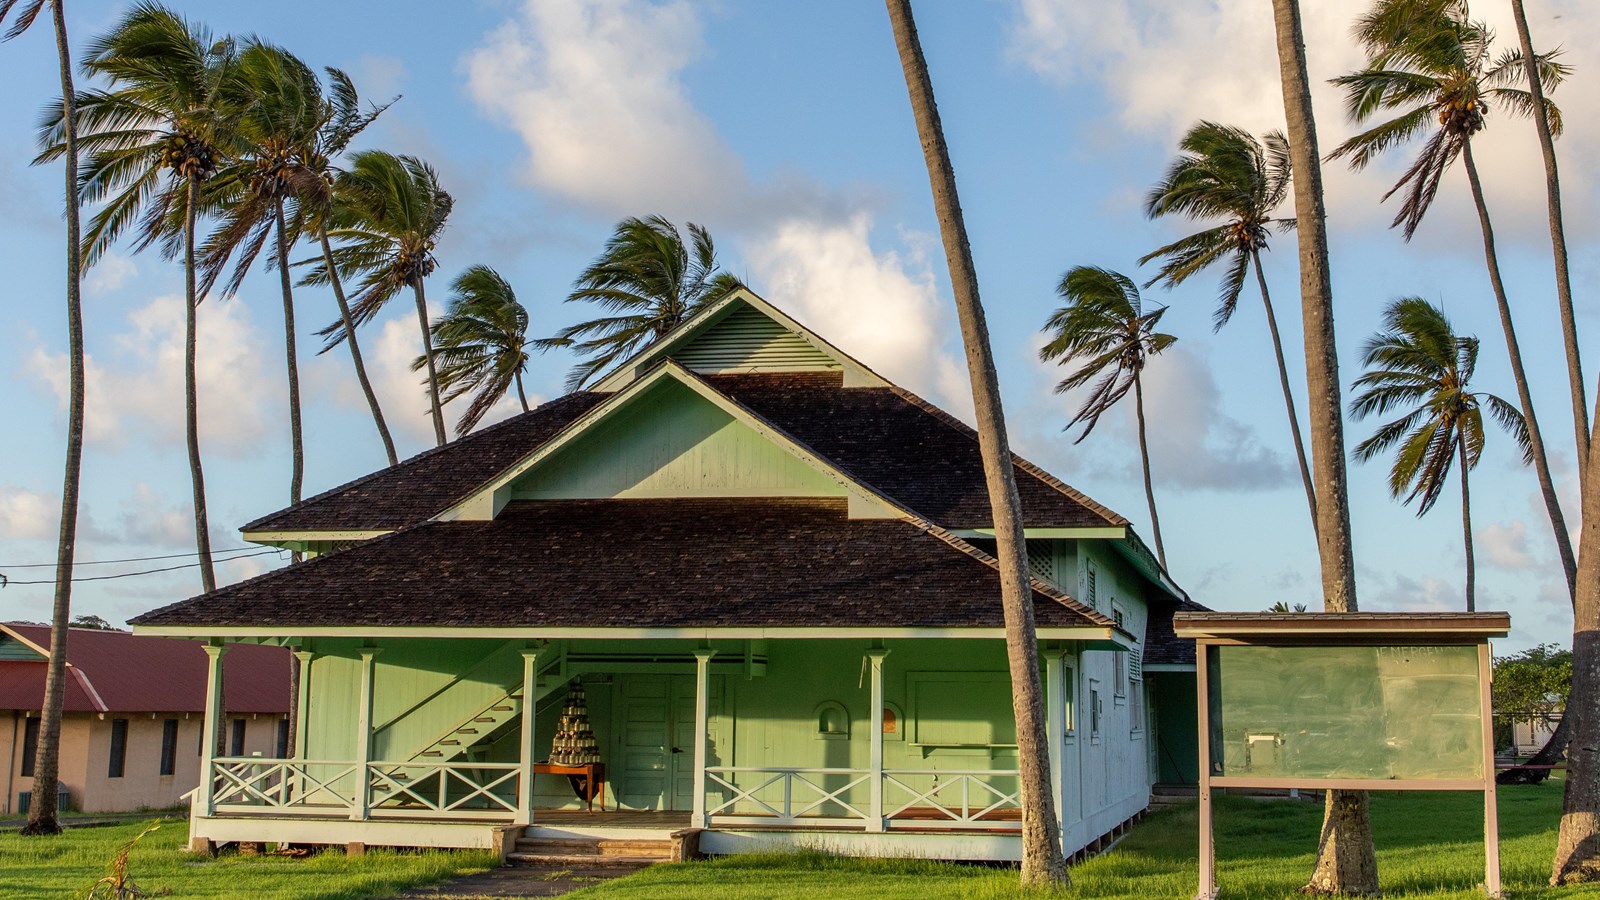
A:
<box><xmin>1130</xmin><ymin>648</ymin><xmax>1143</xmax><ymax>682</ymax></box>
<box><xmin>1026</xmin><ymin>539</ymin><xmax>1056</xmax><ymax>586</ymax></box>
<box><xmin>671</xmin><ymin>304</ymin><xmax>840</xmax><ymax>373</ymax></box>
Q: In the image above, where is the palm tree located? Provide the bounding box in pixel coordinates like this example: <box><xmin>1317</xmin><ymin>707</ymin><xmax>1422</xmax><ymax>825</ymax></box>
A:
<box><xmin>884</xmin><ymin>0</ymin><xmax>1068</xmax><ymax>885</ymax></box>
<box><xmin>1268</xmin><ymin>0</ymin><xmax>1375</xmax><ymax>892</ymax></box>
<box><xmin>38</xmin><ymin>2</ymin><xmax>238</xmax><ymax>594</ymax></box>
<box><xmin>1039</xmin><ymin>267</ymin><xmax>1176</xmax><ymax>567</ymax></box>
<box><xmin>540</xmin><ymin>215</ymin><xmax>743</xmax><ymax>391</ymax></box>
<box><xmin>306</xmin><ymin>151</ymin><xmax>452</xmax><ymax>446</ymax></box>
<box><xmin>1141</xmin><ymin>121</ymin><xmax>1317</xmax><ymax>531</ymax></box>
<box><xmin>1350</xmin><ymin>297</ymin><xmax>1528</xmax><ymax>611</ymax></box>
<box><xmin>1508</xmin><ymin>0</ymin><xmax>1586</xmax><ymax>484</ymax></box>
<box><xmin>413</xmin><ymin>265</ymin><xmax>532</xmax><ymax>436</ymax></box>
<box><xmin>4</xmin><ymin>0</ymin><xmax>84</xmax><ymax>838</ymax></box>
<box><xmin>1328</xmin><ymin>0</ymin><xmax>1576</xmax><ymax>595</ymax></box>
<box><xmin>1554</xmin><ymin>372</ymin><xmax>1600</xmax><ymax>883</ymax></box>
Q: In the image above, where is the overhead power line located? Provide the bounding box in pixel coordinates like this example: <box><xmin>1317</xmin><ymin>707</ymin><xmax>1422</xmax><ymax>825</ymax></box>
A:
<box><xmin>0</xmin><ymin>546</ymin><xmax>266</xmax><ymax>569</ymax></box>
<box><xmin>0</xmin><ymin>549</ymin><xmax>283</xmax><ymax>587</ymax></box>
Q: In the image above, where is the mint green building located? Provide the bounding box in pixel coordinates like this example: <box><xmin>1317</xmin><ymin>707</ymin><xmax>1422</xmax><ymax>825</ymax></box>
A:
<box><xmin>133</xmin><ymin>291</ymin><xmax>1198</xmax><ymax>861</ymax></box>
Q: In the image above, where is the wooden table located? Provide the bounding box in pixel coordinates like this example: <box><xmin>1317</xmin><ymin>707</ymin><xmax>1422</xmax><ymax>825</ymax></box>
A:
<box><xmin>532</xmin><ymin>762</ymin><xmax>607</xmax><ymax>812</ymax></box>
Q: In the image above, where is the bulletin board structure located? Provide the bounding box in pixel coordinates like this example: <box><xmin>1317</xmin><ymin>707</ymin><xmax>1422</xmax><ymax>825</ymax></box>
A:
<box><xmin>1172</xmin><ymin>611</ymin><xmax>1511</xmax><ymax>900</ymax></box>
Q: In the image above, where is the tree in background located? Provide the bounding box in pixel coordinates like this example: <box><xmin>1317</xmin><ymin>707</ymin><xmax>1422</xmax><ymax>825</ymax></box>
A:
<box><xmin>539</xmin><ymin>215</ymin><xmax>743</xmax><ymax>391</ymax></box>
<box><xmin>1039</xmin><ymin>266</ymin><xmax>1176</xmax><ymax>566</ymax></box>
<box><xmin>1268</xmin><ymin>0</ymin><xmax>1377</xmax><ymax>892</ymax></box>
<box><xmin>1329</xmin><ymin>0</ymin><xmax>1576</xmax><ymax>596</ymax></box>
<box><xmin>1349</xmin><ymin>297</ymin><xmax>1528</xmax><ymax>612</ymax></box>
<box><xmin>307</xmin><ymin>151</ymin><xmax>453</xmax><ymax>446</ymax></box>
<box><xmin>2</xmin><ymin>0</ymin><xmax>84</xmax><ymax>838</ymax></box>
<box><xmin>885</xmin><ymin>0</ymin><xmax>1069</xmax><ymax>884</ymax></box>
<box><xmin>1492</xmin><ymin>644</ymin><xmax>1571</xmax><ymax>753</ymax></box>
<box><xmin>1141</xmin><ymin>121</ymin><xmax>1316</xmax><ymax>532</ymax></box>
<box><xmin>414</xmin><ymin>265</ymin><xmax>533</xmax><ymax>436</ymax></box>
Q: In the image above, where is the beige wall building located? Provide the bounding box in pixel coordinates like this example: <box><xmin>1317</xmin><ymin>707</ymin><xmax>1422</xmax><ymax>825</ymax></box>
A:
<box><xmin>0</xmin><ymin>624</ymin><xmax>289</xmax><ymax>814</ymax></box>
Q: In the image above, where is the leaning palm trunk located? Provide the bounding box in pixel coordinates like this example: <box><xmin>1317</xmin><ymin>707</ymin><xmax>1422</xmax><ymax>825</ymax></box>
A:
<box><xmin>1552</xmin><ymin>391</ymin><xmax>1600</xmax><ymax>883</ymax></box>
<box><xmin>1132</xmin><ymin>372</ymin><xmax>1166</xmax><ymax>567</ymax></box>
<box><xmin>320</xmin><ymin>230</ymin><xmax>397</xmax><ymax>466</ymax></box>
<box><xmin>1510</xmin><ymin>0</ymin><xmax>1587</xmax><ymax>483</ymax></box>
<box><xmin>22</xmin><ymin>0</ymin><xmax>83</xmax><ymax>838</ymax></box>
<box><xmin>1251</xmin><ymin>249</ymin><xmax>1317</xmax><ymax>533</ymax></box>
<box><xmin>1458</xmin><ymin>431</ymin><xmax>1474</xmax><ymax>613</ymax></box>
<box><xmin>273</xmin><ymin>200</ymin><xmax>304</xmax><ymax>512</ymax></box>
<box><xmin>186</xmin><ymin>178</ymin><xmax>216</xmax><ymax>594</ymax></box>
<box><xmin>1268</xmin><ymin>0</ymin><xmax>1377</xmax><ymax>893</ymax></box>
<box><xmin>1460</xmin><ymin>141</ymin><xmax>1575</xmax><ymax>594</ymax></box>
<box><xmin>514</xmin><ymin>370</ymin><xmax>529</xmax><ymax>412</ymax></box>
<box><xmin>884</xmin><ymin>0</ymin><xmax>1067</xmax><ymax>886</ymax></box>
<box><xmin>412</xmin><ymin>280</ymin><xmax>447</xmax><ymax>446</ymax></box>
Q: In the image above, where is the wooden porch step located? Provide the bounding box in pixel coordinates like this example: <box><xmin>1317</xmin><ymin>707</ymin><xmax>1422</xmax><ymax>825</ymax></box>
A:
<box><xmin>455</xmin><ymin>728</ymin><xmax>479</xmax><ymax>735</ymax></box>
<box><xmin>513</xmin><ymin>837</ymin><xmax>672</xmax><ymax>860</ymax></box>
<box><xmin>506</xmin><ymin>852</ymin><xmax>661</xmax><ymax>867</ymax></box>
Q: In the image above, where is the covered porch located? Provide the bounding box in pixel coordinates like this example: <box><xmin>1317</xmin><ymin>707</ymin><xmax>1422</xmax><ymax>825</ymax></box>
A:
<box><xmin>182</xmin><ymin>632</ymin><xmax>1117</xmax><ymax>856</ymax></box>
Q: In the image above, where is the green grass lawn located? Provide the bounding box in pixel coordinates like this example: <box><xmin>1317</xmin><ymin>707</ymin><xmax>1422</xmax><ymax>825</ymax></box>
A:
<box><xmin>570</xmin><ymin>783</ymin><xmax>1600</xmax><ymax>899</ymax></box>
<box><xmin>0</xmin><ymin>819</ymin><xmax>497</xmax><ymax>900</ymax></box>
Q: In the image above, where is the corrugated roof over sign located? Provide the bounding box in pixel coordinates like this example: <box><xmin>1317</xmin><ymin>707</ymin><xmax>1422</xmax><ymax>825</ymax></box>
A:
<box><xmin>0</xmin><ymin>625</ymin><xmax>290</xmax><ymax>714</ymax></box>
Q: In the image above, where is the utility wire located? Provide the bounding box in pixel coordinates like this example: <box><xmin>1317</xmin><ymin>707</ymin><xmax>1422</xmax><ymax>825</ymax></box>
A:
<box><xmin>0</xmin><ymin>546</ymin><xmax>265</xmax><ymax>569</ymax></box>
<box><xmin>0</xmin><ymin>549</ymin><xmax>284</xmax><ymax>586</ymax></box>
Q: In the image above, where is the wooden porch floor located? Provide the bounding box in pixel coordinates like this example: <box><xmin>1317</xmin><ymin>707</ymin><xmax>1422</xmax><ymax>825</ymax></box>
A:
<box><xmin>534</xmin><ymin>809</ymin><xmax>692</xmax><ymax>828</ymax></box>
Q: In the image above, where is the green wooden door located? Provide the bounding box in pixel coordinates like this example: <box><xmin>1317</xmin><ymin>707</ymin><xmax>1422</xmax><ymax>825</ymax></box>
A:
<box><xmin>614</xmin><ymin>674</ymin><xmax>721</xmax><ymax>810</ymax></box>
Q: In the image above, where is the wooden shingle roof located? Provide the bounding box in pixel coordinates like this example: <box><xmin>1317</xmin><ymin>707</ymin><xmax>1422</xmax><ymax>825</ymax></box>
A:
<box><xmin>135</xmin><ymin>499</ymin><xmax>1119</xmax><ymax>633</ymax></box>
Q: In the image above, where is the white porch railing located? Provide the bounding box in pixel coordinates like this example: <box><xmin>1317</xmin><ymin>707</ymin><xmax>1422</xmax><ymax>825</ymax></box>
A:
<box><xmin>705</xmin><ymin>766</ymin><xmax>874</xmax><ymax>827</ymax></box>
<box><xmin>704</xmin><ymin>766</ymin><xmax>1022</xmax><ymax>831</ymax></box>
<box><xmin>208</xmin><ymin>758</ymin><xmax>518</xmax><ymax>821</ymax></box>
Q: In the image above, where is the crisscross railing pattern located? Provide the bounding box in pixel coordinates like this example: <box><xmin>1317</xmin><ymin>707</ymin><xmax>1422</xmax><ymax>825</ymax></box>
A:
<box><xmin>211</xmin><ymin>758</ymin><xmax>358</xmax><ymax>813</ymax></box>
<box><xmin>705</xmin><ymin>766</ymin><xmax>873</xmax><ymax>825</ymax></box>
<box><xmin>368</xmin><ymin>761</ymin><xmax>519</xmax><ymax>817</ymax></box>
<box><xmin>206</xmin><ymin>758</ymin><xmax>518</xmax><ymax>820</ymax></box>
<box><xmin>882</xmin><ymin>769</ymin><xmax>1022</xmax><ymax>829</ymax></box>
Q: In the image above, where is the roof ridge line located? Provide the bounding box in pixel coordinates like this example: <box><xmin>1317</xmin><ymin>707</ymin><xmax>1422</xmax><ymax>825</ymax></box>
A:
<box><xmin>882</xmin><ymin>385</ymin><xmax>1129</xmax><ymax>528</ymax></box>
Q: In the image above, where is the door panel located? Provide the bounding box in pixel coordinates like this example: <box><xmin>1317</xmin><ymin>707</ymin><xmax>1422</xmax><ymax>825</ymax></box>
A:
<box><xmin>615</xmin><ymin>673</ymin><xmax>722</xmax><ymax>811</ymax></box>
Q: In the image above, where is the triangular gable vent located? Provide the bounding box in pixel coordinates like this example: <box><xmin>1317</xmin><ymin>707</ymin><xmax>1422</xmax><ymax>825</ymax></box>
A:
<box><xmin>671</xmin><ymin>303</ymin><xmax>840</xmax><ymax>374</ymax></box>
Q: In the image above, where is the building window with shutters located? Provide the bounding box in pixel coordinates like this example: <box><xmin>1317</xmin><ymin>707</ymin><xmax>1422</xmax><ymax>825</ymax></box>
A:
<box><xmin>108</xmin><ymin>719</ymin><xmax>128</xmax><ymax>778</ymax></box>
<box><xmin>229</xmin><ymin>719</ymin><xmax>246</xmax><ymax>756</ymax></box>
<box><xmin>1130</xmin><ymin>681</ymin><xmax>1145</xmax><ymax>736</ymax></box>
<box><xmin>1089</xmin><ymin>681</ymin><xmax>1102</xmax><ymax>743</ymax></box>
<box><xmin>159</xmin><ymin>719</ymin><xmax>179</xmax><ymax>776</ymax></box>
<box><xmin>20</xmin><ymin>717</ymin><xmax>39</xmax><ymax>777</ymax></box>
<box><xmin>1112</xmin><ymin>604</ymin><xmax>1128</xmax><ymax>700</ymax></box>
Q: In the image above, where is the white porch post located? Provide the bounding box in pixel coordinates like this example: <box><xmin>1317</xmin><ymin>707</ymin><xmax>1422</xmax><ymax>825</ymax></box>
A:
<box><xmin>292</xmin><ymin>649</ymin><xmax>315</xmax><ymax>758</ymax></box>
<box><xmin>867</xmin><ymin>649</ymin><xmax>888</xmax><ymax>832</ymax></box>
<box><xmin>691</xmin><ymin>649</ymin><xmax>715</xmax><ymax>828</ymax></box>
<box><xmin>1045</xmin><ymin>649</ymin><xmax>1067</xmax><ymax>849</ymax></box>
<box><xmin>516</xmin><ymin>648</ymin><xmax>540</xmax><ymax>826</ymax></box>
<box><xmin>198</xmin><ymin>644</ymin><xmax>227</xmax><ymax>817</ymax></box>
<box><xmin>351</xmin><ymin>647</ymin><xmax>381</xmax><ymax>821</ymax></box>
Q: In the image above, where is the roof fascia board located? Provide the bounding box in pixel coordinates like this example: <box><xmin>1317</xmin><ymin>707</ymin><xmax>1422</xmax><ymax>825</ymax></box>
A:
<box><xmin>590</xmin><ymin>289</ymin><xmax>889</xmax><ymax>392</ymax></box>
<box><xmin>1109</xmin><ymin>535</ymin><xmax>1186</xmax><ymax>601</ymax></box>
<box><xmin>952</xmin><ymin>527</ymin><xmax>1128</xmax><ymax>540</ymax></box>
<box><xmin>438</xmin><ymin>361</ymin><xmax>903</xmax><ymax>522</ymax></box>
<box><xmin>243</xmin><ymin>530</ymin><xmax>392</xmax><ymax>545</ymax></box>
<box><xmin>67</xmin><ymin>666</ymin><xmax>109</xmax><ymax>713</ymax></box>
<box><xmin>134</xmin><ymin>625</ymin><xmax>1122</xmax><ymax>642</ymax></box>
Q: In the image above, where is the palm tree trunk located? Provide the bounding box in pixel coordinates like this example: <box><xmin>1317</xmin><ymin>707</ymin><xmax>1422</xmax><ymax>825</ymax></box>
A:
<box><xmin>1268</xmin><ymin>1</ymin><xmax>1377</xmax><ymax>893</ymax></box>
<box><xmin>321</xmin><ymin>230</ymin><xmax>397</xmax><ymax>467</ymax></box>
<box><xmin>884</xmin><ymin>0</ymin><xmax>1067</xmax><ymax>886</ymax></box>
<box><xmin>1458</xmin><ymin>430</ymin><xmax>1474</xmax><ymax>613</ymax></box>
<box><xmin>1552</xmin><ymin>386</ymin><xmax>1600</xmax><ymax>883</ymax></box>
<box><xmin>185</xmin><ymin>175</ymin><xmax>216</xmax><ymax>594</ymax></box>
<box><xmin>1461</xmin><ymin>140</ymin><xmax>1576</xmax><ymax>595</ymax></box>
<box><xmin>21</xmin><ymin>0</ymin><xmax>83</xmax><ymax>838</ymax></box>
<box><xmin>1132</xmin><ymin>372</ymin><xmax>1167</xmax><ymax>567</ymax></box>
<box><xmin>514</xmin><ymin>370</ymin><xmax>529</xmax><ymax>412</ymax></box>
<box><xmin>273</xmin><ymin>200</ymin><xmax>303</xmax><ymax>511</ymax></box>
<box><xmin>413</xmin><ymin>280</ymin><xmax>447</xmax><ymax>447</ymax></box>
<box><xmin>1510</xmin><ymin>0</ymin><xmax>1588</xmax><ymax>485</ymax></box>
<box><xmin>1251</xmin><ymin>249</ymin><xmax>1317</xmax><ymax>535</ymax></box>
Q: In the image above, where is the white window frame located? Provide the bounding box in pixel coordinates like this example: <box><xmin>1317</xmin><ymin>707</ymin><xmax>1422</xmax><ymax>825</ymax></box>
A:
<box><xmin>1112</xmin><ymin>602</ymin><xmax>1128</xmax><ymax>701</ymax></box>
<box><xmin>1088</xmin><ymin>679</ymin><xmax>1102</xmax><ymax>744</ymax></box>
<box><xmin>1129</xmin><ymin>679</ymin><xmax>1145</xmax><ymax>737</ymax></box>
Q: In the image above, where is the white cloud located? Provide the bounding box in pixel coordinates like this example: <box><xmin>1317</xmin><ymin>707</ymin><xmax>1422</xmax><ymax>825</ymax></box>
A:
<box><xmin>85</xmin><ymin>253</ymin><xmax>137</xmax><ymax>297</ymax></box>
<box><xmin>115</xmin><ymin>483</ymin><xmax>196</xmax><ymax>548</ymax></box>
<box><xmin>1138</xmin><ymin>344</ymin><xmax>1293</xmax><ymax>491</ymax></box>
<box><xmin>744</xmin><ymin>215</ymin><xmax>967</xmax><ymax>412</ymax></box>
<box><xmin>27</xmin><ymin>295</ymin><xmax>269</xmax><ymax>454</ymax></box>
<box><xmin>365</xmin><ymin>313</ymin><xmax>445</xmax><ymax>446</ymax></box>
<box><xmin>0</xmin><ymin>486</ymin><xmax>57</xmax><ymax>541</ymax></box>
<box><xmin>466</xmin><ymin>0</ymin><xmax>743</xmax><ymax>218</ymax></box>
<box><xmin>1371</xmin><ymin>572</ymin><xmax>1461</xmax><ymax>612</ymax></box>
<box><xmin>1478</xmin><ymin>519</ymin><xmax>1535</xmax><ymax>571</ymax></box>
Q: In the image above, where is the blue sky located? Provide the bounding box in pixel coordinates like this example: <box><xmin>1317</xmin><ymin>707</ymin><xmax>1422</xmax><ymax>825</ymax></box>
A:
<box><xmin>1</xmin><ymin>0</ymin><xmax>1595</xmax><ymax>651</ymax></box>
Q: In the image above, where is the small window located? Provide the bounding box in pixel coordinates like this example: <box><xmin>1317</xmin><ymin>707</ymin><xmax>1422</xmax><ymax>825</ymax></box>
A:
<box><xmin>159</xmin><ymin>719</ymin><xmax>179</xmax><ymax>776</ymax></box>
<box><xmin>1130</xmin><ymin>682</ymin><xmax>1146</xmax><ymax>735</ymax></box>
<box><xmin>815</xmin><ymin>701</ymin><xmax>849</xmax><ymax>741</ymax></box>
<box><xmin>108</xmin><ymin>719</ymin><xmax>128</xmax><ymax>778</ymax></box>
<box><xmin>275</xmin><ymin>719</ymin><xmax>290</xmax><ymax>758</ymax></box>
<box><xmin>882</xmin><ymin>702</ymin><xmax>905</xmax><ymax>742</ymax></box>
<box><xmin>229</xmin><ymin>719</ymin><xmax>246</xmax><ymax>756</ymax></box>
<box><xmin>20</xmin><ymin>717</ymin><xmax>39</xmax><ymax>777</ymax></box>
<box><xmin>1089</xmin><ymin>682</ymin><xmax>1102</xmax><ymax>741</ymax></box>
